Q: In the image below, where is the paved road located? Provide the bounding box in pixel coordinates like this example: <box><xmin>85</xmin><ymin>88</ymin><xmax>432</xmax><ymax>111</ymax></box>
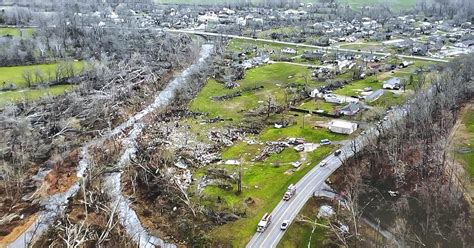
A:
<box><xmin>246</xmin><ymin>108</ymin><xmax>403</xmax><ymax>247</ymax></box>
<box><xmin>246</xmin><ymin>137</ymin><xmax>364</xmax><ymax>248</ymax></box>
<box><xmin>167</xmin><ymin>29</ymin><xmax>449</xmax><ymax>63</ymax></box>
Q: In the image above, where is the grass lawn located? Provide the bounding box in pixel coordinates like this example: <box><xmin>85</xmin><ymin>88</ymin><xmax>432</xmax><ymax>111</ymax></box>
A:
<box><xmin>0</xmin><ymin>85</ymin><xmax>75</xmax><ymax>106</ymax></box>
<box><xmin>0</xmin><ymin>27</ymin><xmax>34</xmax><ymax>38</ymax></box>
<box><xmin>227</xmin><ymin>38</ymin><xmax>305</xmax><ymax>57</ymax></box>
<box><xmin>334</xmin><ymin>76</ymin><xmax>381</xmax><ymax>96</ymax></box>
<box><xmin>207</xmin><ymin>145</ymin><xmax>334</xmax><ymax>247</ymax></box>
<box><xmin>189</xmin><ymin>63</ymin><xmax>311</xmax><ymax>122</ymax></box>
<box><xmin>0</xmin><ymin>61</ymin><xmax>84</xmax><ymax>89</ymax></box>
<box><xmin>339</xmin><ymin>42</ymin><xmax>384</xmax><ymax>52</ymax></box>
<box><xmin>299</xmin><ymin>99</ymin><xmax>337</xmax><ymax>114</ymax></box>
<box><xmin>259</xmin><ymin>114</ymin><xmax>346</xmax><ymax>143</ymax></box>
<box><xmin>278</xmin><ymin>198</ymin><xmax>329</xmax><ymax>248</ymax></box>
<box><xmin>454</xmin><ymin>103</ymin><xmax>474</xmax><ymax>178</ymax></box>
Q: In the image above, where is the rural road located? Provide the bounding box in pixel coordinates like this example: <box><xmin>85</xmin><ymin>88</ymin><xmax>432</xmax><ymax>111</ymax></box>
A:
<box><xmin>246</xmin><ymin>107</ymin><xmax>402</xmax><ymax>247</ymax></box>
<box><xmin>166</xmin><ymin>29</ymin><xmax>450</xmax><ymax>63</ymax></box>
<box><xmin>246</xmin><ymin>137</ymin><xmax>363</xmax><ymax>248</ymax></box>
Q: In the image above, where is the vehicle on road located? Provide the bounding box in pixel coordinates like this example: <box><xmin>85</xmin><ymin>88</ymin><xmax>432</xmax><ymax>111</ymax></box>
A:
<box><xmin>283</xmin><ymin>184</ymin><xmax>296</xmax><ymax>201</ymax></box>
<box><xmin>280</xmin><ymin>220</ymin><xmax>290</xmax><ymax>230</ymax></box>
<box><xmin>257</xmin><ymin>213</ymin><xmax>272</xmax><ymax>232</ymax></box>
<box><xmin>334</xmin><ymin>149</ymin><xmax>342</xmax><ymax>156</ymax></box>
<box><xmin>320</xmin><ymin>159</ymin><xmax>328</xmax><ymax>167</ymax></box>
<box><xmin>320</xmin><ymin>139</ymin><xmax>331</xmax><ymax>145</ymax></box>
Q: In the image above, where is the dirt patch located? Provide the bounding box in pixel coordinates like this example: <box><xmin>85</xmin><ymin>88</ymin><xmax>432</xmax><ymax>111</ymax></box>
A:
<box><xmin>0</xmin><ymin>213</ymin><xmax>38</xmax><ymax>246</ymax></box>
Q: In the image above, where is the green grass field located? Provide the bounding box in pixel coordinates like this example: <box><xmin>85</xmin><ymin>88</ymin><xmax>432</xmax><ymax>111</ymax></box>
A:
<box><xmin>0</xmin><ymin>61</ymin><xmax>84</xmax><ymax>89</ymax></box>
<box><xmin>455</xmin><ymin>105</ymin><xmax>474</xmax><ymax>178</ymax></box>
<box><xmin>208</xmin><ymin>145</ymin><xmax>334</xmax><ymax>246</ymax></box>
<box><xmin>0</xmin><ymin>85</ymin><xmax>75</xmax><ymax>106</ymax></box>
<box><xmin>0</xmin><ymin>27</ymin><xmax>34</xmax><ymax>38</ymax></box>
<box><xmin>189</xmin><ymin>63</ymin><xmax>312</xmax><ymax>121</ymax></box>
<box><xmin>278</xmin><ymin>198</ymin><xmax>329</xmax><ymax>248</ymax></box>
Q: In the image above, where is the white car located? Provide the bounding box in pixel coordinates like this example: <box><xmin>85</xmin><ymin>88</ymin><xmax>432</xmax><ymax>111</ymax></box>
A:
<box><xmin>320</xmin><ymin>159</ymin><xmax>328</xmax><ymax>167</ymax></box>
<box><xmin>280</xmin><ymin>220</ymin><xmax>290</xmax><ymax>230</ymax></box>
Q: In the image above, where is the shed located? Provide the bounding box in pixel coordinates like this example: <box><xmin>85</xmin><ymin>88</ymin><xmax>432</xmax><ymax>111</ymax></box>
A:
<box><xmin>328</xmin><ymin>120</ymin><xmax>358</xmax><ymax>134</ymax></box>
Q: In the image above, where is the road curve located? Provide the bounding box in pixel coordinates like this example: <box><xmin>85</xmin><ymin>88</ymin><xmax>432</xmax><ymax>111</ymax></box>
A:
<box><xmin>246</xmin><ymin>138</ymin><xmax>362</xmax><ymax>248</ymax></box>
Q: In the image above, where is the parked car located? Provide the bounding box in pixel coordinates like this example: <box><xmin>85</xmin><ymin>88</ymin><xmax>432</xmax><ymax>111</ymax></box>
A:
<box><xmin>334</xmin><ymin>149</ymin><xmax>342</xmax><ymax>156</ymax></box>
<box><xmin>280</xmin><ymin>220</ymin><xmax>290</xmax><ymax>230</ymax></box>
<box><xmin>320</xmin><ymin>139</ymin><xmax>331</xmax><ymax>145</ymax></box>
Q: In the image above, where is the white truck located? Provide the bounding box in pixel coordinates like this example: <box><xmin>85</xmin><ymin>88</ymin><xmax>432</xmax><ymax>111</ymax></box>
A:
<box><xmin>257</xmin><ymin>213</ymin><xmax>272</xmax><ymax>232</ymax></box>
<box><xmin>283</xmin><ymin>184</ymin><xmax>296</xmax><ymax>201</ymax></box>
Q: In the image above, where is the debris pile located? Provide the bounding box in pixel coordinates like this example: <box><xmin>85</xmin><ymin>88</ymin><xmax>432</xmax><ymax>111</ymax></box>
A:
<box><xmin>211</xmin><ymin>85</ymin><xmax>264</xmax><ymax>101</ymax></box>
<box><xmin>208</xmin><ymin>128</ymin><xmax>245</xmax><ymax>146</ymax></box>
<box><xmin>253</xmin><ymin>142</ymin><xmax>289</xmax><ymax>161</ymax></box>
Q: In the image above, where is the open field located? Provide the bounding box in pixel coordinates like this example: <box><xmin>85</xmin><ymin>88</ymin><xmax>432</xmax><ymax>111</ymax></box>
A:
<box><xmin>0</xmin><ymin>85</ymin><xmax>74</xmax><ymax>106</ymax></box>
<box><xmin>0</xmin><ymin>27</ymin><xmax>34</xmax><ymax>38</ymax></box>
<box><xmin>0</xmin><ymin>61</ymin><xmax>84</xmax><ymax>89</ymax></box>
<box><xmin>189</xmin><ymin>63</ymin><xmax>313</xmax><ymax>121</ymax></box>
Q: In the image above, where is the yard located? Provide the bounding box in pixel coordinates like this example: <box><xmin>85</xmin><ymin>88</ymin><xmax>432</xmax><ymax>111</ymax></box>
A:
<box><xmin>278</xmin><ymin>198</ymin><xmax>330</xmax><ymax>248</ymax></box>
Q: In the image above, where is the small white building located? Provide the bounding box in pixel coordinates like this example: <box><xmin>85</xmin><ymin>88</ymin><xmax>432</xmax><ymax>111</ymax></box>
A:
<box><xmin>281</xmin><ymin>47</ymin><xmax>297</xmax><ymax>55</ymax></box>
<box><xmin>328</xmin><ymin>120</ymin><xmax>358</xmax><ymax>134</ymax></box>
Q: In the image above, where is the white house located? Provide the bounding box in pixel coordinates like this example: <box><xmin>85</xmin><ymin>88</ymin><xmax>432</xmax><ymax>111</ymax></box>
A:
<box><xmin>383</xmin><ymin>77</ymin><xmax>401</xmax><ymax>90</ymax></box>
<box><xmin>328</xmin><ymin>120</ymin><xmax>358</xmax><ymax>134</ymax></box>
<box><xmin>310</xmin><ymin>89</ymin><xmax>320</xmax><ymax>98</ymax></box>
<box><xmin>324</xmin><ymin>94</ymin><xmax>359</xmax><ymax>104</ymax></box>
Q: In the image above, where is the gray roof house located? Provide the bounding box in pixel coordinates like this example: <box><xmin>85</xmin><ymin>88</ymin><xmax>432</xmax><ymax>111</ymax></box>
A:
<box><xmin>339</xmin><ymin>102</ymin><xmax>361</xmax><ymax>116</ymax></box>
<box><xmin>383</xmin><ymin>77</ymin><xmax>401</xmax><ymax>90</ymax></box>
<box><xmin>365</xmin><ymin>89</ymin><xmax>384</xmax><ymax>102</ymax></box>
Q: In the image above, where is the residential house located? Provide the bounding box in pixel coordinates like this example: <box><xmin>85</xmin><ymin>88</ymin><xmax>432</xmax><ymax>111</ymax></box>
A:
<box><xmin>383</xmin><ymin>78</ymin><xmax>401</xmax><ymax>90</ymax></box>
<box><xmin>339</xmin><ymin>102</ymin><xmax>361</xmax><ymax>116</ymax></box>
<box><xmin>364</xmin><ymin>89</ymin><xmax>384</xmax><ymax>102</ymax></box>
<box><xmin>328</xmin><ymin>120</ymin><xmax>358</xmax><ymax>134</ymax></box>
